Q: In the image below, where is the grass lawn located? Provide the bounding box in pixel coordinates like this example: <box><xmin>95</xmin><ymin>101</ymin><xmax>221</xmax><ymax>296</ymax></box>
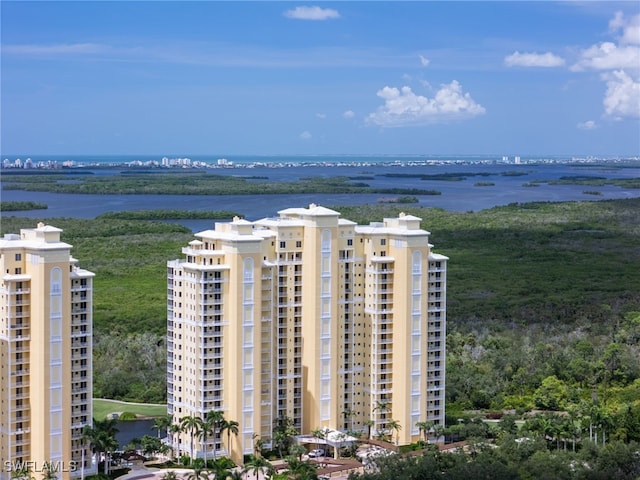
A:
<box><xmin>93</xmin><ymin>398</ymin><xmax>167</xmax><ymax>420</ymax></box>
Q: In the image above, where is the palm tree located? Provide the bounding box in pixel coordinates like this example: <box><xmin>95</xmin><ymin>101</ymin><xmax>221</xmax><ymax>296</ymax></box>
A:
<box><xmin>311</xmin><ymin>428</ymin><xmax>325</xmax><ymax>457</ymax></box>
<box><xmin>41</xmin><ymin>466</ymin><xmax>57</xmax><ymax>480</ymax></box>
<box><xmin>372</xmin><ymin>400</ymin><xmax>390</xmax><ymax>437</ymax></box>
<box><xmin>126</xmin><ymin>437</ymin><xmax>142</xmax><ymax>452</ymax></box>
<box><xmin>243</xmin><ymin>455</ymin><xmax>274</xmax><ymax>480</ymax></box>
<box><xmin>186</xmin><ymin>467</ymin><xmax>210</xmax><ymax>480</ymax></box>
<box><xmin>284</xmin><ymin>456</ymin><xmax>318</xmax><ymax>480</ymax></box>
<box><xmin>80</xmin><ymin>424</ymin><xmax>94</xmax><ymax>480</ymax></box>
<box><xmin>273</xmin><ymin>431</ymin><xmax>288</xmax><ymax>459</ymax></box>
<box><xmin>99</xmin><ymin>431</ymin><xmax>119</xmax><ymax>476</ymax></box>
<box><xmin>373</xmin><ymin>400</ymin><xmax>390</xmax><ymax>420</ymax></box>
<box><xmin>221</xmin><ymin>419</ymin><xmax>239</xmax><ymax>457</ymax></box>
<box><xmin>224</xmin><ymin>471</ymin><xmax>243</xmax><ymax>480</ymax></box>
<box><xmin>181</xmin><ymin>416</ymin><xmax>204</xmax><ymax>465</ymax></box>
<box><xmin>82</xmin><ymin>418</ymin><xmax>119</xmax><ymax>475</ymax></box>
<box><xmin>168</xmin><ymin>422</ymin><xmax>182</xmax><ymax>459</ymax></box>
<box><xmin>208</xmin><ymin>462</ymin><xmax>231</xmax><ymax>480</ymax></box>
<box><xmin>387</xmin><ymin>419</ymin><xmax>402</xmax><ymax>445</ymax></box>
<box><xmin>205</xmin><ymin>411</ymin><xmax>226</xmax><ymax>461</ymax></box>
<box><xmin>432</xmin><ymin>423</ymin><xmax>445</xmax><ymax>444</ymax></box>
<box><xmin>252</xmin><ymin>433</ymin><xmax>264</xmax><ymax>457</ymax></box>
<box><xmin>199</xmin><ymin>420</ymin><xmax>214</xmax><ymax>468</ymax></box>
<box><xmin>364</xmin><ymin>420</ymin><xmax>375</xmax><ymax>440</ymax></box>
<box><xmin>10</xmin><ymin>466</ymin><xmax>34</xmax><ymax>480</ymax></box>
<box><xmin>289</xmin><ymin>444</ymin><xmax>306</xmax><ymax>461</ymax></box>
<box><xmin>415</xmin><ymin>421</ymin><xmax>430</xmax><ymax>443</ymax></box>
<box><xmin>341</xmin><ymin>408</ymin><xmax>354</xmax><ymax>430</ymax></box>
<box><xmin>97</xmin><ymin>418</ymin><xmax>119</xmax><ymax>475</ymax></box>
<box><xmin>161</xmin><ymin>471</ymin><xmax>179</xmax><ymax>480</ymax></box>
<box><xmin>153</xmin><ymin>415</ymin><xmax>173</xmax><ymax>439</ymax></box>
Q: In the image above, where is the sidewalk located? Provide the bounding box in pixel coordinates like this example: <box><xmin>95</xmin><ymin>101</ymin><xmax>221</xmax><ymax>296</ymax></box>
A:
<box><xmin>115</xmin><ymin>462</ymin><xmax>192</xmax><ymax>480</ymax></box>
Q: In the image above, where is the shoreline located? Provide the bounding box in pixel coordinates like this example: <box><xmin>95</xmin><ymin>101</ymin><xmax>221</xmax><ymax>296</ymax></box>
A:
<box><xmin>2</xmin><ymin>155</ymin><xmax>639</xmax><ymax>172</ymax></box>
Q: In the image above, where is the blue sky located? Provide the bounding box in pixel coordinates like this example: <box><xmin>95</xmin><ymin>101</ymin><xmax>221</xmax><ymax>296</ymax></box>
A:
<box><xmin>2</xmin><ymin>1</ymin><xmax>639</xmax><ymax>157</ymax></box>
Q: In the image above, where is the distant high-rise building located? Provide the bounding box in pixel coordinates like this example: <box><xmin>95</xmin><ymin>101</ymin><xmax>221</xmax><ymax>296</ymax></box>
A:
<box><xmin>167</xmin><ymin>205</ymin><xmax>447</xmax><ymax>462</ymax></box>
<box><xmin>0</xmin><ymin>223</ymin><xmax>96</xmax><ymax>480</ymax></box>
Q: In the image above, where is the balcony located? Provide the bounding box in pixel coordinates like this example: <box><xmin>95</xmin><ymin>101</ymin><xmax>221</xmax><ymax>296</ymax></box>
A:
<box><xmin>200</xmin><ymin>351</ymin><xmax>223</xmax><ymax>361</ymax></box>
<box><xmin>11</xmin><ymin>299</ymin><xmax>30</xmax><ymax>306</ymax></box>
<box><xmin>7</xmin><ymin>287</ymin><xmax>31</xmax><ymax>294</ymax></box>
<box><xmin>9</xmin><ymin>316</ymin><xmax>30</xmax><ymax>325</ymax></box>
<box><xmin>9</xmin><ymin>331</ymin><xmax>30</xmax><ymax>343</ymax></box>
<box><xmin>10</xmin><ymin>413</ymin><xmax>30</xmax><ymax>424</ymax></box>
<box><xmin>365</xmin><ymin>306</ymin><xmax>393</xmax><ymax>315</ymax></box>
<box><xmin>203</xmin><ymin>286</ymin><xmax>223</xmax><ymax>294</ymax></box>
<box><xmin>11</xmin><ymin>401</ymin><xmax>29</xmax><ymax>413</ymax></box>
<box><xmin>71</xmin><ymin>363</ymin><xmax>88</xmax><ymax>372</ymax></box>
<box><xmin>12</xmin><ymin>437</ymin><xmax>30</xmax><ymax>447</ymax></box>
<box><xmin>373</xmin><ymin>336</ymin><xmax>393</xmax><ymax>346</ymax></box>
<box><xmin>201</xmin><ymin>299</ymin><xmax>223</xmax><ymax>307</ymax></box>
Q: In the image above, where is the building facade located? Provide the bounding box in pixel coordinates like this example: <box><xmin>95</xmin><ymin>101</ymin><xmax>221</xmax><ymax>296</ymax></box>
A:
<box><xmin>0</xmin><ymin>223</ymin><xmax>95</xmax><ymax>480</ymax></box>
<box><xmin>167</xmin><ymin>205</ymin><xmax>447</xmax><ymax>462</ymax></box>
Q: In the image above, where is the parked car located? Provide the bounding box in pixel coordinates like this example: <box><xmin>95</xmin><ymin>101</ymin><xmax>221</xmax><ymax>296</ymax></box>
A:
<box><xmin>308</xmin><ymin>449</ymin><xmax>326</xmax><ymax>457</ymax></box>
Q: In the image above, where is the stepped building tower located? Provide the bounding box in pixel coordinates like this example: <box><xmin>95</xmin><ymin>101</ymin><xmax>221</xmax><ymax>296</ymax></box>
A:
<box><xmin>0</xmin><ymin>223</ymin><xmax>96</xmax><ymax>480</ymax></box>
<box><xmin>167</xmin><ymin>205</ymin><xmax>447</xmax><ymax>462</ymax></box>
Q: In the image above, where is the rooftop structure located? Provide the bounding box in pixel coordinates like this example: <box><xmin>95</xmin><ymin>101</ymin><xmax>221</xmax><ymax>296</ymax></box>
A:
<box><xmin>167</xmin><ymin>205</ymin><xmax>447</xmax><ymax>463</ymax></box>
<box><xmin>0</xmin><ymin>223</ymin><xmax>96</xmax><ymax>480</ymax></box>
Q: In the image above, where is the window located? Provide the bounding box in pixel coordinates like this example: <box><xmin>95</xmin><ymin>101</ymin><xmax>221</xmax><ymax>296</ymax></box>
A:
<box><xmin>15</xmin><ymin>253</ymin><xmax>22</xmax><ymax>261</ymax></box>
<box><xmin>380</xmin><ymin>239</ymin><xmax>386</xmax><ymax>246</ymax></box>
<box><xmin>280</xmin><ymin>241</ymin><xmax>286</xmax><ymax>249</ymax></box>
<box><xmin>296</xmin><ymin>241</ymin><xmax>302</xmax><ymax>248</ymax></box>
<box><xmin>347</xmin><ymin>239</ymin><xmax>353</xmax><ymax>246</ymax></box>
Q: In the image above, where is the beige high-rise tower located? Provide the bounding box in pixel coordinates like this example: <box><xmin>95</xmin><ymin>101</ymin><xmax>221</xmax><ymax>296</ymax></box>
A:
<box><xmin>0</xmin><ymin>223</ymin><xmax>96</xmax><ymax>480</ymax></box>
<box><xmin>168</xmin><ymin>205</ymin><xmax>447</xmax><ymax>463</ymax></box>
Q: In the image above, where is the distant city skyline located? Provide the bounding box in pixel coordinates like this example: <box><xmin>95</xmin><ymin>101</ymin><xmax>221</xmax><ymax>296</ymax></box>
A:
<box><xmin>1</xmin><ymin>1</ymin><xmax>639</xmax><ymax>156</ymax></box>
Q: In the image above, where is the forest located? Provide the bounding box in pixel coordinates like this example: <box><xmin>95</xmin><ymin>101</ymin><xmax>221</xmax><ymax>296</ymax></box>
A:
<box><xmin>1</xmin><ymin>171</ymin><xmax>440</xmax><ymax>196</ymax></box>
<box><xmin>1</xmin><ymin>198</ymin><xmax>639</xmax><ymax>438</ymax></box>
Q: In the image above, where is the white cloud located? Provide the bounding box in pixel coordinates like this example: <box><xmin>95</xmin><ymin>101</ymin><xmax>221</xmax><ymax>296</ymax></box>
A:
<box><xmin>573</xmin><ymin>13</ymin><xmax>640</xmax><ymax>72</ymax></box>
<box><xmin>299</xmin><ymin>130</ymin><xmax>312</xmax><ymax>140</ymax></box>
<box><xmin>602</xmin><ymin>70</ymin><xmax>640</xmax><ymax>119</ymax></box>
<box><xmin>504</xmin><ymin>51</ymin><xmax>565</xmax><ymax>68</ymax></box>
<box><xmin>283</xmin><ymin>6</ymin><xmax>340</xmax><ymax>21</ymax></box>
<box><xmin>571</xmin><ymin>42</ymin><xmax>640</xmax><ymax>71</ymax></box>
<box><xmin>419</xmin><ymin>54</ymin><xmax>430</xmax><ymax>67</ymax></box>
<box><xmin>609</xmin><ymin>12</ymin><xmax>640</xmax><ymax>45</ymax></box>
<box><xmin>366</xmin><ymin>82</ymin><xmax>485</xmax><ymax>127</ymax></box>
<box><xmin>343</xmin><ymin>110</ymin><xmax>355</xmax><ymax>119</ymax></box>
<box><xmin>568</xmin><ymin>13</ymin><xmax>640</xmax><ymax>121</ymax></box>
<box><xmin>316</xmin><ymin>113</ymin><xmax>327</xmax><ymax>119</ymax></box>
<box><xmin>577</xmin><ymin>120</ymin><xmax>597</xmax><ymax>130</ymax></box>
